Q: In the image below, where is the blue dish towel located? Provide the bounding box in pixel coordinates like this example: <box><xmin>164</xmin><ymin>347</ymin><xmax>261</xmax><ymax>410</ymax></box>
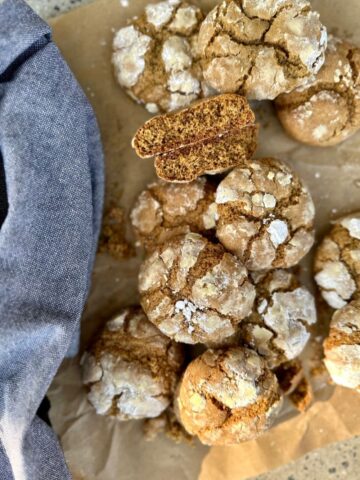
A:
<box><xmin>0</xmin><ymin>1</ymin><xmax>104</xmax><ymax>478</ymax></box>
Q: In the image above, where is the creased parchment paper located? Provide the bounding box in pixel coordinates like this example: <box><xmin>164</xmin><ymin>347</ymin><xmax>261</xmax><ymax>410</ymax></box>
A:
<box><xmin>48</xmin><ymin>0</ymin><xmax>360</xmax><ymax>478</ymax></box>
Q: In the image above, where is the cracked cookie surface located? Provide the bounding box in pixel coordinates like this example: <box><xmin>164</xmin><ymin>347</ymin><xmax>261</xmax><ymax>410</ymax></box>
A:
<box><xmin>323</xmin><ymin>300</ymin><xmax>360</xmax><ymax>391</ymax></box>
<box><xmin>138</xmin><ymin>232</ymin><xmax>256</xmax><ymax>344</ymax></box>
<box><xmin>276</xmin><ymin>36</ymin><xmax>360</xmax><ymax>146</ymax></box>
<box><xmin>175</xmin><ymin>347</ymin><xmax>283</xmax><ymax>445</ymax></box>
<box><xmin>240</xmin><ymin>269</ymin><xmax>317</xmax><ymax>368</ymax></box>
<box><xmin>198</xmin><ymin>0</ymin><xmax>327</xmax><ymax>100</ymax></box>
<box><xmin>314</xmin><ymin>213</ymin><xmax>360</xmax><ymax>309</ymax></box>
<box><xmin>112</xmin><ymin>0</ymin><xmax>210</xmax><ymax>113</ymax></box>
<box><xmin>213</xmin><ymin>157</ymin><xmax>315</xmax><ymax>270</ymax></box>
<box><xmin>130</xmin><ymin>177</ymin><xmax>216</xmax><ymax>251</ymax></box>
<box><xmin>81</xmin><ymin>306</ymin><xmax>183</xmax><ymax>420</ymax></box>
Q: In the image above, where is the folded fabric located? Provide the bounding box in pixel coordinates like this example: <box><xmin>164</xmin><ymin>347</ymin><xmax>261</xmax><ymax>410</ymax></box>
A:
<box><xmin>0</xmin><ymin>1</ymin><xmax>104</xmax><ymax>478</ymax></box>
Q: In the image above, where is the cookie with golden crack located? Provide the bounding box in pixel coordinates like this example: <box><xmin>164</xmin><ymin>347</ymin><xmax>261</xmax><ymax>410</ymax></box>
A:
<box><xmin>130</xmin><ymin>177</ymin><xmax>217</xmax><ymax>251</ymax></box>
<box><xmin>81</xmin><ymin>306</ymin><xmax>183</xmax><ymax>420</ymax></box>
<box><xmin>323</xmin><ymin>300</ymin><xmax>360</xmax><ymax>392</ymax></box>
<box><xmin>198</xmin><ymin>0</ymin><xmax>327</xmax><ymax>100</ymax></box>
<box><xmin>213</xmin><ymin>157</ymin><xmax>315</xmax><ymax>270</ymax></box>
<box><xmin>112</xmin><ymin>0</ymin><xmax>212</xmax><ymax>114</ymax></box>
<box><xmin>138</xmin><ymin>232</ymin><xmax>256</xmax><ymax>344</ymax></box>
<box><xmin>175</xmin><ymin>347</ymin><xmax>283</xmax><ymax>445</ymax></box>
<box><xmin>240</xmin><ymin>269</ymin><xmax>317</xmax><ymax>368</ymax></box>
<box><xmin>276</xmin><ymin>36</ymin><xmax>360</xmax><ymax>146</ymax></box>
<box><xmin>314</xmin><ymin>213</ymin><xmax>360</xmax><ymax>309</ymax></box>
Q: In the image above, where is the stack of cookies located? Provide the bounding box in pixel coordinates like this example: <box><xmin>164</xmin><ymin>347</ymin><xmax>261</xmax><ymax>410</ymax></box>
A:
<box><xmin>80</xmin><ymin>0</ymin><xmax>360</xmax><ymax>447</ymax></box>
<box><xmin>82</xmin><ymin>92</ymin><xmax>318</xmax><ymax>446</ymax></box>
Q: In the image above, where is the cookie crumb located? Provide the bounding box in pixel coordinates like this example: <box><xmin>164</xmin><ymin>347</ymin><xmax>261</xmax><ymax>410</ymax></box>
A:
<box><xmin>143</xmin><ymin>408</ymin><xmax>193</xmax><ymax>443</ymax></box>
<box><xmin>98</xmin><ymin>206</ymin><xmax>134</xmax><ymax>260</ymax></box>
<box><xmin>274</xmin><ymin>359</ymin><xmax>304</xmax><ymax>395</ymax></box>
<box><xmin>289</xmin><ymin>376</ymin><xmax>313</xmax><ymax>412</ymax></box>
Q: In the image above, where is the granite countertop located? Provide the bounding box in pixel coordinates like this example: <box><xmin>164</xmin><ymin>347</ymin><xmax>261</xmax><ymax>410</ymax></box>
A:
<box><xmin>26</xmin><ymin>0</ymin><xmax>95</xmax><ymax>18</ymax></box>
<box><xmin>24</xmin><ymin>0</ymin><xmax>360</xmax><ymax>479</ymax></box>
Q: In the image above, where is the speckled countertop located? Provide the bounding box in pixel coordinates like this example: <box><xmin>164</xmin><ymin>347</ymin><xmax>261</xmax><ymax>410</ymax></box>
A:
<box><xmin>24</xmin><ymin>1</ymin><xmax>360</xmax><ymax>479</ymax></box>
<box><xmin>26</xmin><ymin>0</ymin><xmax>95</xmax><ymax>17</ymax></box>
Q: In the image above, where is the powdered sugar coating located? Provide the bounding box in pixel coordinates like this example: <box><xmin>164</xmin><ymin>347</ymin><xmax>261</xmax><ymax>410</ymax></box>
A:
<box><xmin>112</xmin><ymin>0</ymin><xmax>209</xmax><ymax>113</ymax></box>
<box><xmin>242</xmin><ymin>0</ymin><xmax>307</xmax><ymax>20</ymax></box>
<box><xmin>267</xmin><ymin>220</ymin><xmax>289</xmax><ymax>247</ymax></box>
<box><xmin>214</xmin><ymin>158</ymin><xmax>315</xmax><ymax>270</ymax></box>
<box><xmin>314</xmin><ymin>213</ymin><xmax>360</xmax><ymax>309</ymax></box>
<box><xmin>81</xmin><ymin>307</ymin><xmax>183</xmax><ymax>420</ymax></box>
<box><xmin>130</xmin><ymin>178</ymin><xmax>216</xmax><ymax>251</ymax></box>
<box><xmin>170</xmin><ymin>5</ymin><xmax>199</xmax><ymax>32</ymax></box>
<box><xmin>84</xmin><ymin>353</ymin><xmax>170</xmax><ymax>418</ymax></box>
<box><xmin>324</xmin><ymin>300</ymin><xmax>360</xmax><ymax>391</ymax></box>
<box><xmin>315</xmin><ymin>260</ymin><xmax>355</xmax><ymax>309</ymax></box>
<box><xmin>176</xmin><ymin>347</ymin><xmax>283</xmax><ymax>445</ymax></box>
<box><xmin>340</xmin><ymin>216</ymin><xmax>360</xmax><ymax>241</ymax></box>
<box><xmin>139</xmin><ymin>233</ymin><xmax>255</xmax><ymax>344</ymax></box>
<box><xmin>276</xmin><ymin>36</ymin><xmax>360</xmax><ymax>146</ymax></box>
<box><xmin>198</xmin><ymin>0</ymin><xmax>327</xmax><ymax>100</ymax></box>
<box><xmin>112</xmin><ymin>26</ymin><xmax>151</xmax><ymax>88</ymax></box>
<box><xmin>145</xmin><ymin>0</ymin><xmax>180</xmax><ymax>29</ymax></box>
<box><xmin>168</xmin><ymin>70</ymin><xmax>200</xmax><ymax>95</ymax></box>
<box><xmin>241</xmin><ymin>270</ymin><xmax>317</xmax><ymax>368</ymax></box>
<box><xmin>162</xmin><ymin>36</ymin><xmax>192</xmax><ymax>71</ymax></box>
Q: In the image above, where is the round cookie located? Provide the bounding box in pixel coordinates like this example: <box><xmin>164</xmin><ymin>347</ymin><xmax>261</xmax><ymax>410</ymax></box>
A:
<box><xmin>323</xmin><ymin>300</ymin><xmax>360</xmax><ymax>391</ymax></box>
<box><xmin>275</xmin><ymin>36</ymin><xmax>360</xmax><ymax>146</ymax></box>
<box><xmin>198</xmin><ymin>0</ymin><xmax>327</xmax><ymax>100</ymax></box>
<box><xmin>112</xmin><ymin>0</ymin><xmax>211</xmax><ymax>113</ymax></box>
<box><xmin>314</xmin><ymin>213</ymin><xmax>360</xmax><ymax>309</ymax></box>
<box><xmin>213</xmin><ymin>158</ymin><xmax>315</xmax><ymax>270</ymax></box>
<box><xmin>240</xmin><ymin>270</ymin><xmax>317</xmax><ymax>368</ymax></box>
<box><xmin>175</xmin><ymin>347</ymin><xmax>283</xmax><ymax>445</ymax></box>
<box><xmin>130</xmin><ymin>177</ymin><xmax>216</xmax><ymax>251</ymax></box>
<box><xmin>138</xmin><ymin>232</ymin><xmax>256</xmax><ymax>344</ymax></box>
<box><xmin>81</xmin><ymin>306</ymin><xmax>183</xmax><ymax>420</ymax></box>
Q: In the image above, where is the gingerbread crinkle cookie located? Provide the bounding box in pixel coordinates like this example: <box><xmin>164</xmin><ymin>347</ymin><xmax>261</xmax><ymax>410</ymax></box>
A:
<box><xmin>81</xmin><ymin>307</ymin><xmax>183</xmax><ymax>420</ymax></box>
<box><xmin>112</xmin><ymin>0</ymin><xmax>210</xmax><ymax>113</ymax></box>
<box><xmin>198</xmin><ymin>0</ymin><xmax>327</xmax><ymax>100</ymax></box>
<box><xmin>212</xmin><ymin>158</ymin><xmax>315</xmax><ymax>270</ymax></box>
<box><xmin>138</xmin><ymin>232</ymin><xmax>256</xmax><ymax>344</ymax></box>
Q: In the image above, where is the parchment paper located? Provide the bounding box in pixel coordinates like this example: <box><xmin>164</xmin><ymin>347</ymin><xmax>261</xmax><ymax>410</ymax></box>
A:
<box><xmin>48</xmin><ymin>0</ymin><xmax>360</xmax><ymax>478</ymax></box>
